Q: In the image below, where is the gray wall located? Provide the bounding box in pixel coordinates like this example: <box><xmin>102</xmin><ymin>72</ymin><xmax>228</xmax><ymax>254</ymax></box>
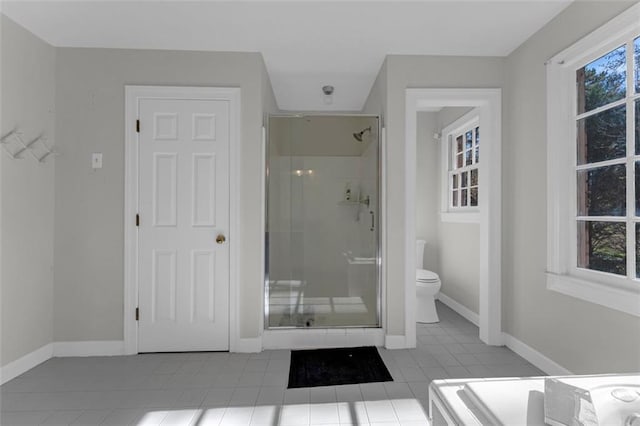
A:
<box><xmin>362</xmin><ymin>59</ymin><xmax>388</xmax><ymax>126</ymax></box>
<box><xmin>261</xmin><ymin>58</ymin><xmax>279</xmax><ymax>120</ymax></box>
<box><xmin>54</xmin><ymin>48</ymin><xmax>269</xmax><ymax>342</ymax></box>
<box><xmin>437</xmin><ymin>222</ymin><xmax>479</xmax><ymax>313</ymax></box>
<box><xmin>1</xmin><ymin>15</ymin><xmax>56</xmax><ymax>366</ymax></box>
<box><xmin>384</xmin><ymin>55</ymin><xmax>505</xmax><ymax>336</ymax></box>
<box><xmin>503</xmin><ymin>0</ymin><xmax>640</xmax><ymax>373</ymax></box>
<box><xmin>435</xmin><ymin>108</ymin><xmax>479</xmax><ymax>315</ymax></box>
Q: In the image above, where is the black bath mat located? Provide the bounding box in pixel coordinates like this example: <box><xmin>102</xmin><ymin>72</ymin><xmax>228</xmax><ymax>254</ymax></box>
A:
<box><xmin>288</xmin><ymin>346</ymin><xmax>393</xmax><ymax>388</ymax></box>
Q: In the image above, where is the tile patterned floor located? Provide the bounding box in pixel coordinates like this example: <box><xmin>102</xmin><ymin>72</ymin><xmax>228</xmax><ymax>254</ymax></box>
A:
<box><xmin>0</xmin><ymin>302</ymin><xmax>545</xmax><ymax>425</ymax></box>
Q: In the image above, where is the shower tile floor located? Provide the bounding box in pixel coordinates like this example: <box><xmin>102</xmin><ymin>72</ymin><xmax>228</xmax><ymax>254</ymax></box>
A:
<box><xmin>1</xmin><ymin>302</ymin><xmax>545</xmax><ymax>425</ymax></box>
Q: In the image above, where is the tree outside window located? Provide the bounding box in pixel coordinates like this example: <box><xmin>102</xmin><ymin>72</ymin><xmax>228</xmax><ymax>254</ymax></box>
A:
<box><xmin>575</xmin><ymin>36</ymin><xmax>640</xmax><ymax>279</ymax></box>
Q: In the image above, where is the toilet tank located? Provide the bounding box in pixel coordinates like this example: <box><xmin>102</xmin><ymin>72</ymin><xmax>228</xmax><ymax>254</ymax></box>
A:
<box><xmin>416</xmin><ymin>240</ymin><xmax>426</xmax><ymax>269</ymax></box>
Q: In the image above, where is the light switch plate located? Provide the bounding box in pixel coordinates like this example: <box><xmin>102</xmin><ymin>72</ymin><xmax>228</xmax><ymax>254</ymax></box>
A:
<box><xmin>92</xmin><ymin>153</ymin><xmax>103</xmax><ymax>169</ymax></box>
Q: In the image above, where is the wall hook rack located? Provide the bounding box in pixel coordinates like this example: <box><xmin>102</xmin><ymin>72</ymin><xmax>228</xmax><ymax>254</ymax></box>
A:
<box><xmin>1</xmin><ymin>129</ymin><xmax>57</xmax><ymax>163</ymax></box>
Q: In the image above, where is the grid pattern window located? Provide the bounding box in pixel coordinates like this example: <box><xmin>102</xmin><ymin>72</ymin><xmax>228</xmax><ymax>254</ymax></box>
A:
<box><xmin>546</xmin><ymin>4</ymin><xmax>640</xmax><ymax>316</ymax></box>
<box><xmin>575</xmin><ymin>35</ymin><xmax>640</xmax><ymax>279</ymax></box>
<box><xmin>449</xmin><ymin>124</ymin><xmax>479</xmax><ymax>209</ymax></box>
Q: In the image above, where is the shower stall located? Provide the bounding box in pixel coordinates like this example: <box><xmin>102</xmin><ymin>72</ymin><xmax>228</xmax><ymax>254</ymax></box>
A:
<box><xmin>265</xmin><ymin>115</ymin><xmax>381</xmax><ymax>328</ymax></box>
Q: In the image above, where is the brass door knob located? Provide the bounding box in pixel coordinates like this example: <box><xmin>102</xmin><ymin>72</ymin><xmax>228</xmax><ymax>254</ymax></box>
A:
<box><xmin>216</xmin><ymin>234</ymin><xmax>226</xmax><ymax>244</ymax></box>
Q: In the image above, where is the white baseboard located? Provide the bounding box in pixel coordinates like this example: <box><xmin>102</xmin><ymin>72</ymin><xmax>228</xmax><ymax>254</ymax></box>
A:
<box><xmin>233</xmin><ymin>337</ymin><xmax>262</xmax><ymax>353</ymax></box>
<box><xmin>384</xmin><ymin>335</ymin><xmax>407</xmax><ymax>349</ymax></box>
<box><xmin>436</xmin><ymin>293</ymin><xmax>570</xmax><ymax>375</ymax></box>
<box><xmin>0</xmin><ymin>343</ymin><xmax>53</xmax><ymax>385</ymax></box>
<box><xmin>437</xmin><ymin>293</ymin><xmax>479</xmax><ymax>326</ymax></box>
<box><xmin>502</xmin><ymin>333</ymin><xmax>572</xmax><ymax>376</ymax></box>
<box><xmin>53</xmin><ymin>341</ymin><xmax>125</xmax><ymax>357</ymax></box>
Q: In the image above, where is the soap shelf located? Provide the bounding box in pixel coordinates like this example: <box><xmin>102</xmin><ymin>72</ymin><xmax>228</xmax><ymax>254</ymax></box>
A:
<box><xmin>0</xmin><ymin>129</ymin><xmax>57</xmax><ymax>163</ymax></box>
<box><xmin>338</xmin><ymin>195</ymin><xmax>370</xmax><ymax>207</ymax></box>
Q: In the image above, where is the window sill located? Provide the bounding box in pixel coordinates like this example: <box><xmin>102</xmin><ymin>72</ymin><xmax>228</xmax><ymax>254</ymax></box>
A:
<box><xmin>546</xmin><ymin>272</ymin><xmax>640</xmax><ymax>317</ymax></box>
<box><xmin>440</xmin><ymin>212</ymin><xmax>480</xmax><ymax>223</ymax></box>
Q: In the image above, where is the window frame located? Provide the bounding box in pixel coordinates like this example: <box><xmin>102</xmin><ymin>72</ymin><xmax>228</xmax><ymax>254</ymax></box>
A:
<box><xmin>546</xmin><ymin>3</ymin><xmax>640</xmax><ymax>317</ymax></box>
<box><xmin>440</xmin><ymin>109</ymin><xmax>481</xmax><ymax>223</ymax></box>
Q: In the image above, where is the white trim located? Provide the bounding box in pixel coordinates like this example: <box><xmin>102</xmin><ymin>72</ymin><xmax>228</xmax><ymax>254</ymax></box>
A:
<box><xmin>437</xmin><ymin>293</ymin><xmax>479</xmax><ymax>327</ymax></box>
<box><xmin>546</xmin><ymin>4</ymin><xmax>640</xmax><ymax>316</ymax></box>
<box><xmin>0</xmin><ymin>341</ymin><xmax>132</xmax><ymax>384</ymax></box>
<box><xmin>227</xmin><ymin>88</ymin><xmax>241</xmax><ymax>353</ymax></box>
<box><xmin>441</xmin><ymin>111</ymin><xmax>480</xmax><ymax>141</ymax></box>
<box><xmin>263</xmin><ymin>328</ymin><xmax>384</xmax><ymax>350</ymax></box>
<box><xmin>53</xmin><ymin>341</ymin><xmax>125</xmax><ymax>357</ymax></box>
<box><xmin>405</xmin><ymin>98</ymin><xmax>418</xmax><ymax>349</ymax></box>
<box><xmin>546</xmin><ymin>2</ymin><xmax>640</xmax><ymax>68</ymax></box>
<box><xmin>123</xmin><ymin>86</ymin><xmax>138</xmax><ymax>355</ymax></box>
<box><xmin>235</xmin><ymin>337</ymin><xmax>263</xmax><ymax>353</ymax></box>
<box><xmin>0</xmin><ymin>344</ymin><xmax>53</xmax><ymax>385</ymax></box>
<box><xmin>546</xmin><ymin>273</ymin><xmax>640</xmax><ymax>317</ymax></box>
<box><xmin>502</xmin><ymin>333</ymin><xmax>572</xmax><ymax>376</ymax></box>
<box><xmin>124</xmin><ymin>86</ymin><xmax>241</xmax><ymax>354</ymax></box>
<box><xmin>384</xmin><ymin>335</ymin><xmax>407</xmax><ymax>350</ymax></box>
<box><xmin>406</xmin><ymin>88</ymin><xmax>503</xmax><ymax>346</ymax></box>
<box><xmin>575</xmin><ymin>98</ymin><xmax>627</xmax><ymax>122</ymax></box>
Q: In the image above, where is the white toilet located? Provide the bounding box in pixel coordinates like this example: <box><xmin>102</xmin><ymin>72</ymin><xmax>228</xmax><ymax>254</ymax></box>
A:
<box><xmin>416</xmin><ymin>240</ymin><xmax>441</xmax><ymax>323</ymax></box>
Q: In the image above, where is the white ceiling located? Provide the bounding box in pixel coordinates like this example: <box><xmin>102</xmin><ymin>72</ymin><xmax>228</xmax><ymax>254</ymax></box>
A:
<box><xmin>2</xmin><ymin>1</ymin><xmax>573</xmax><ymax>111</ymax></box>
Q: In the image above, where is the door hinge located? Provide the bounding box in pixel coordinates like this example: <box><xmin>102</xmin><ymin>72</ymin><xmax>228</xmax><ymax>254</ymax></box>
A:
<box><xmin>135</xmin><ymin>307</ymin><xmax>139</xmax><ymax>321</ymax></box>
<box><xmin>136</xmin><ymin>119</ymin><xmax>140</xmax><ymax>133</ymax></box>
<box><xmin>136</xmin><ymin>214</ymin><xmax>139</xmax><ymax>227</ymax></box>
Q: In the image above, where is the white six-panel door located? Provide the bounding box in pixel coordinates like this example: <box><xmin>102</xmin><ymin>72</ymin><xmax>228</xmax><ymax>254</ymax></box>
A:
<box><xmin>138</xmin><ymin>98</ymin><xmax>230</xmax><ymax>352</ymax></box>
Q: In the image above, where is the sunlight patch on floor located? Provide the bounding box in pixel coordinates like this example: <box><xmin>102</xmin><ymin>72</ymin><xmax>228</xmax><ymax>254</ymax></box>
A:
<box><xmin>134</xmin><ymin>398</ymin><xmax>427</xmax><ymax>425</ymax></box>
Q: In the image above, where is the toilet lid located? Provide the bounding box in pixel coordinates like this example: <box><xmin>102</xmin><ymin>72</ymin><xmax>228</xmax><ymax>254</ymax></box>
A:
<box><xmin>416</xmin><ymin>269</ymin><xmax>439</xmax><ymax>282</ymax></box>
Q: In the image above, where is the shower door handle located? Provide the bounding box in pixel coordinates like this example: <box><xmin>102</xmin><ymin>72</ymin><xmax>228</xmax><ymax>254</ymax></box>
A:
<box><xmin>370</xmin><ymin>211</ymin><xmax>375</xmax><ymax>231</ymax></box>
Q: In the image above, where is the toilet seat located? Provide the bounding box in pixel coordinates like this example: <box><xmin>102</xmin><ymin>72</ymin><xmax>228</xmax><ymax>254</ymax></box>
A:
<box><xmin>416</xmin><ymin>269</ymin><xmax>440</xmax><ymax>283</ymax></box>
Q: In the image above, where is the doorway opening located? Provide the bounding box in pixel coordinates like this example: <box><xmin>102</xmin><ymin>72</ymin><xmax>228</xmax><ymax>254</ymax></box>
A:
<box><xmin>406</xmin><ymin>89</ymin><xmax>502</xmax><ymax>346</ymax></box>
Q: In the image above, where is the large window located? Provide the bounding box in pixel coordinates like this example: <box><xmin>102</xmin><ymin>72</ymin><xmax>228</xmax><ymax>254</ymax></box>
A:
<box><xmin>576</xmin><ymin>39</ymin><xmax>639</xmax><ymax>278</ymax></box>
<box><xmin>547</xmin><ymin>4</ymin><xmax>640</xmax><ymax>316</ymax></box>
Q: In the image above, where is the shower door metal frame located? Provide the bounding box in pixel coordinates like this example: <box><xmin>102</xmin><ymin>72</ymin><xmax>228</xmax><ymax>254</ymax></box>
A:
<box><xmin>263</xmin><ymin>113</ymin><xmax>383</xmax><ymax>330</ymax></box>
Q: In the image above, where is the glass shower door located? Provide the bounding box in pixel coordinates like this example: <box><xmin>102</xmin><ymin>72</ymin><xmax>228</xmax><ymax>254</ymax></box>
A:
<box><xmin>266</xmin><ymin>115</ymin><xmax>380</xmax><ymax>328</ymax></box>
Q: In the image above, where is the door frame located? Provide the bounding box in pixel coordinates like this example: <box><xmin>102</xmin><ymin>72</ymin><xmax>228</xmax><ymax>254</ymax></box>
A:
<box><xmin>405</xmin><ymin>88</ymin><xmax>502</xmax><ymax>346</ymax></box>
<box><xmin>123</xmin><ymin>86</ymin><xmax>241</xmax><ymax>354</ymax></box>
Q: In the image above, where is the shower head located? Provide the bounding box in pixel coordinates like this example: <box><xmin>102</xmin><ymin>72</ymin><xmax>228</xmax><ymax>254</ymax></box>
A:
<box><xmin>353</xmin><ymin>126</ymin><xmax>372</xmax><ymax>142</ymax></box>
